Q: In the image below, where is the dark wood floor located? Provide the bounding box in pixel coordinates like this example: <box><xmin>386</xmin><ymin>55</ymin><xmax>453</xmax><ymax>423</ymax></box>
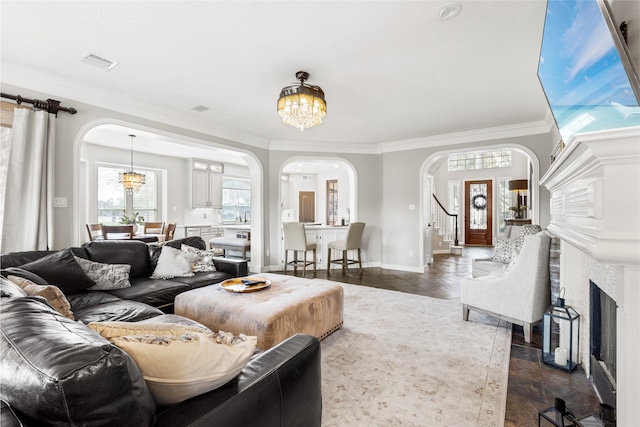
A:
<box><xmin>277</xmin><ymin>246</ymin><xmax>601</xmax><ymax>426</ymax></box>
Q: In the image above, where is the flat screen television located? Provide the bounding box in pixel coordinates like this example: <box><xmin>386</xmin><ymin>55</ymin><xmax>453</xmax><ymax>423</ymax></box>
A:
<box><xmin>537</xmin><ymin>0</ymin><xmax>640</xmax><ymax>144</ymax></box>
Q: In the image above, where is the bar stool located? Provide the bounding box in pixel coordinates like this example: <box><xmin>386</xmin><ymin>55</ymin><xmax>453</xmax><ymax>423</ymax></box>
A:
<box><xmin>283</xmin><ymin>222</ymin><xmax>316</xmax><ymax>277</ymax></box>
<box><xmin>327</xmin><ymin>222</ymin><xmax>366</xmax><ymax>274</ymax></box>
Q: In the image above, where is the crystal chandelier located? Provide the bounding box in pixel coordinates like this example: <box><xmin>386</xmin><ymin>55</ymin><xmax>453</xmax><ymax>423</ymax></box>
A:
<box><xmin>119</xmin><ymin>134</ymin><xmax>145</xmax><ymax>194</ymax></box>
<box><xmin>277</xmin><ymin>71</ymin><xmax>327</xmax><ymax>131</ymax></box>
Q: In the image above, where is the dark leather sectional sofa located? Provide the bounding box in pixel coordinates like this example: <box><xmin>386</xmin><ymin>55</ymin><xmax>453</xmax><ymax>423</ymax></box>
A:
<box><xmin>0</xmin><ymin>237</ymin><xmax>322</xmax><ymax>426</ymax></box>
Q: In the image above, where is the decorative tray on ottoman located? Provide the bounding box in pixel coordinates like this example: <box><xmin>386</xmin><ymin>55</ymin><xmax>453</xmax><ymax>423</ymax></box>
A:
<box><xmin>220</xmin><ymin>277</ymin><xmax>271</xmax><ymax>293</ymax></box>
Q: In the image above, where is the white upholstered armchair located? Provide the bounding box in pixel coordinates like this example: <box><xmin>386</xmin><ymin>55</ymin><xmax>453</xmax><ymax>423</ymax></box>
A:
<box><xmin>460</xmin><ymin>232</ymin><xmax>551</xmax><ymax>343</ymax></box>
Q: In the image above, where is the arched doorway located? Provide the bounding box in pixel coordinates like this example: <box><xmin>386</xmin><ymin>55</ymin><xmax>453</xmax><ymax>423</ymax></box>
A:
<box><xmin>73</xmin><ymin>120</ymin><xmax>265</xmax><ymax>271</ymax></box>
<box><xmin>276</xmin><ymin>157</ymin><xmax>358</xmax><ymax>270</ymax></box>
<box><xmin>419</xmin><ymin>144</ymin><xmax>540</xmax><ymax>267</ymax></box>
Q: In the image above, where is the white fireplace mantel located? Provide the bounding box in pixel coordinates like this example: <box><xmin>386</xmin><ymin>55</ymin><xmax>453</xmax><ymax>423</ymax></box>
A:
<box><xmin>540</xmin><ymin>126</ymin><xmax>640</xmax><ymax>426</ymax></box>
<box><xmin>540</xmin><ymin>126</ymin><xmax>640</xmax><ymax>266</ymax></box>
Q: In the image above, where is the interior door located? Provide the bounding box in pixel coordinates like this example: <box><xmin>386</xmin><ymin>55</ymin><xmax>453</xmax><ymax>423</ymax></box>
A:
<box><xmin>298</xmin><ymin>191</ymin><xmax>315</xmax><ymax>223</ymax></box>
<box><xmin>464</xmin><ymin>180</ymin><xmax>492</xmax><ymax>245</ymax></box>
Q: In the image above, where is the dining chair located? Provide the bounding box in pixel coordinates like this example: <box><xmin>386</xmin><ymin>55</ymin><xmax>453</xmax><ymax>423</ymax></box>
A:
<box><xmin>143</xmin><ymin>222</ymin><xmax>165</xmax><ymax>235</ymax></box>
<box><xmin>86</xmin><ymin>223</ymin><xmax>104</xmax><ymax>241</ymax></box>
<box><xmin>327</xmin><ymin>222</ymin><xmax>366</xmax><ymax>275</ymax></box>
<box><xmin>283</xmin><ymin>222</ymin><xmax>316</xmax><ymax>277</ymax></box>
<box><xmin>101</xmin><ymin>225</ymin><xmax>134</xmax><ymax>240</ymax></box>
<box><xmin>164</xmin><ymin>223</ymin><xmax>177</xmax><ymax>241</ymax></box>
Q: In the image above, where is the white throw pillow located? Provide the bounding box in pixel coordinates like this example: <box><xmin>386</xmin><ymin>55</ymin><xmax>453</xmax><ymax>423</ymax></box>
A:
<box><xmin>150</xmin><ymin>246</ymin><xmax>198</xmax><ymax>279</ymax></box>
<box><xmin>112</xmin><ymin>331</ymin><xmax>257</xmax><ymax>405</ymax></box>
<box><xmin>74</xmin><ymin>256</ymin><xmax>132</xmax><ymax>291</ymax></box>
<box><xmin>181</xmin><ymin>244</ymin><xmax>217</xmax><ymax>272</ymax></box>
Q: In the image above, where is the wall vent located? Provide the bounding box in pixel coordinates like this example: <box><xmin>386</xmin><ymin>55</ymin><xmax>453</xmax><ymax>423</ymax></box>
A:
<box><xmin>302</xmin><ymin>175</ymin><xmax>311</xmax><ymax>180</ymax></box>
<box><xmin>82</xmin><ymin>53</ymin><xmax>119</xmax><ymax>71</ymax></box>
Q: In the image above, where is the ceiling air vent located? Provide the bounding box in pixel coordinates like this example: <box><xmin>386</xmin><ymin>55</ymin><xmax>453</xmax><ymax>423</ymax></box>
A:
<box><xmin>82</xmin><ymin>53</ymin><xmax>119</xmax><ymax>71</ymax></box>
<box><xmin>191</xmin><ymin>105</ymin><xmax>210</xmax><ymax>112</ymax></box>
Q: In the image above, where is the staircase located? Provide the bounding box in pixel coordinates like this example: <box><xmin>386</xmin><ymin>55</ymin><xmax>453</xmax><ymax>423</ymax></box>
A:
<box><xmin>432</xmin><ymin>194</ymin><xmax>462</xmax><ymax>255</ymax></box>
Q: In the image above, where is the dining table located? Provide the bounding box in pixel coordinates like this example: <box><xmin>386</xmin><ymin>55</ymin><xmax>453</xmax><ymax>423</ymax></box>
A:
<box><xmin>103</xmin><ymin>234</ymin><xmax>165</xmax><ymax>243</ymax></box>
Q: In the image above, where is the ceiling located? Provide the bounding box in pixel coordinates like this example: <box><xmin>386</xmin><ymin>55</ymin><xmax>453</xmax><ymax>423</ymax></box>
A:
<box><xmin>1</xmin><ymin>1</ymin><xmax>551</xmax><ymax>151</ymax></box>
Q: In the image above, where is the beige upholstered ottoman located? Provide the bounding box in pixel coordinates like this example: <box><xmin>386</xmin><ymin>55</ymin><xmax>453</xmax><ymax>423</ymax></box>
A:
<box><xmin>174</xmin><ymin>273</ymin><xmax>344</xmax><ymax>350</ymax></box>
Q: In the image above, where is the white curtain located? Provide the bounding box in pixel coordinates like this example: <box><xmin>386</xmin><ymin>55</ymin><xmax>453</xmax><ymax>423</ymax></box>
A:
<box><xmin>0</xmin><ymin>108</ymin><xmax>55</xmax><ymax>252</ymax></box>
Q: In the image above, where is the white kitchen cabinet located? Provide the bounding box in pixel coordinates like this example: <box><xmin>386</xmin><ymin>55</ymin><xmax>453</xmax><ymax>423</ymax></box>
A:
<box><xmin>315</xmin><ymin>229</ymin><xmax>347</xmax><ymax>267</ymax></box>
<box><xmin>200</xmin><ymin>226</ymin><xmax>224</xmax><ymax>247</ymax></box>
<box><xmin>191</xmin><ymin>160</ymin><xmax>223</xmax><ymax>209</ymax></box>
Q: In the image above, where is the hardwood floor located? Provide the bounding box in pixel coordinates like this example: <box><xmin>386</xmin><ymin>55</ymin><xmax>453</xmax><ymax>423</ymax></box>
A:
<box><xmin>276</xmin><ymin>246</ymin><xmax>601</xmax><ymax>426</ymax></box>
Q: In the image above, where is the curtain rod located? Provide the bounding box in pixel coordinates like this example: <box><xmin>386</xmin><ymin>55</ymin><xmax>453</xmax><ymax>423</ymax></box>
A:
<box><xmin>1</xmin><ymin>92</ymin><xmax>77</xmax><ymax>116</ymax></box>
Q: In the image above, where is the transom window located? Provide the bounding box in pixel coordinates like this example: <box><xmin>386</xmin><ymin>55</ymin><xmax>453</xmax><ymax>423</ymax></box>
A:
<box><xmin>448</xmin><ymin>151</ymin><xmax>512</xmax><ymax>171</ymax></box>
<box><xmin>97</xmin><ymin>166</ymin><xmax>158</xmax><ymax>224</ymax></box>
<box><xmin>222</xmin><ymin>177</ymin><xmax>251</xmax><ymax>223</ymax></box>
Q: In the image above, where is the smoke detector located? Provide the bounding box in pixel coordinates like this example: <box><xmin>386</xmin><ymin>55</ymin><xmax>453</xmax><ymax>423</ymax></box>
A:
<box><xmin>82</xmin><ymin>53</ymin><xmax>119</xmax><ymax>71</ymax></box>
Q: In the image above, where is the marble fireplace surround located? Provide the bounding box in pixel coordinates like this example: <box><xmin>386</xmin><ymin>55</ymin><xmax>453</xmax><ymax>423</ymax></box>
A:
<box><xmin>540</xmin><ymin>126</ymin><xmax>640</xmax><ymax>425</ymax></box>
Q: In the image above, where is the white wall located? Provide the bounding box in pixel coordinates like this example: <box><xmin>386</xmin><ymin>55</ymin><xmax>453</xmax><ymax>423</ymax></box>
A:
<box><xmin>2</xmin><ymin>81</ymin><xmax>553</xmax><ymax>273</ymax></box>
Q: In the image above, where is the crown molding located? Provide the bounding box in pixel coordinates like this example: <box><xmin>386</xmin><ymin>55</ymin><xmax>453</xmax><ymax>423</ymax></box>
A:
<box><xmin>1</xmin><ymin>62</ymin><xmax>270</xmax><ymax>150</ymax></box>
<box><xmin>269</xmin><ymin>139</ymin><xmax>382</xmax><ymax>154</ymax></box>
<box><xmin>2</xmin><ymin>61</ymin><xmax>553</xmax><ymax>155</ymax></box>
<box><xmin>378</xmin><ymin>118</ymin><xmax>553</xmax><ymax>153</ymax></box>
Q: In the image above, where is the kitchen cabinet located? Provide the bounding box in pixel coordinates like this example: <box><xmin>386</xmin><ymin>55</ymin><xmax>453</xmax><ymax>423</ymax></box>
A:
<box><xmin>315</xmin><ymin>228</ymin><xmax>347</xmax><ymax>266</ymax></box>
<box><xmin>184</xmin><ymin>226</ymin><xmax>224</xmax><ymax>250</ymax></box>
<box><xmin>191</xmin><ymin>159</ymin><xmax>223</xmax><ymax>209</ymax></box>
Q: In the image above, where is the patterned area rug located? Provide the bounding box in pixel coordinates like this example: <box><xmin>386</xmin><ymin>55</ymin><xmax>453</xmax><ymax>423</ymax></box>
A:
<box><xmin>321</xmin><ymin>283</ymin><xmax>511</xmax><ymax>427</ymax></box>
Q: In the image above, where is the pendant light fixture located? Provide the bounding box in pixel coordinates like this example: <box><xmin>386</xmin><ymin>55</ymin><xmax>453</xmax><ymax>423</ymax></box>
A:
<box><xmin>277</xmin><ymin>71</ymin><xmax>327</xmax><ymax>131</ymax></box>
<box><xmin>119</xmin><ymin>134</ymin><xmax>145</xmax><ymax>194</ymax></box>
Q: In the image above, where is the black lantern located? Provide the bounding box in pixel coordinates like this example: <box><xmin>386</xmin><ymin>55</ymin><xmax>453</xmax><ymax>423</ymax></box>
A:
<box><xmin>542</xmin><ymin>290</ymin><xmax>580</xmax><ymax>372</ymax></box>
<box><xmin>539</xmin><ymin>398</ymin><xmax>581</xmax><ymax>427</ymax></box>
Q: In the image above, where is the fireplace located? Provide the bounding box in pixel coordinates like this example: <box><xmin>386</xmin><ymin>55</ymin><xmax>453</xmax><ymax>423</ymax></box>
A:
<box><xmin>540</xmin><ymin>126</ymin><xmax>640</xmax><ymax>425</ymax></box>
<box><xmin>590</xmin><ymin>281</ymin><xmax>617</xmax><ymax>408</ymax></box>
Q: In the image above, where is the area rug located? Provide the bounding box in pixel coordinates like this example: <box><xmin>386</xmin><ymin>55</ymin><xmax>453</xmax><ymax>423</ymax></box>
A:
<box><xmin>321</xmin><ymin>283</ymin><xmax>511</xmax><ymax>427</ymax></box>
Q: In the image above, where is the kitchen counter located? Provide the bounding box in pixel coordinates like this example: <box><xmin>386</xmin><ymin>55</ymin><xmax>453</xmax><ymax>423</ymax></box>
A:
<box><xmin>177</xmin><ymin>224</ymin><xmax>251</xmax><ymax>229</ymax></box>
<box><xmin>297</xmin><ymin>224</ymin><xmax>348</xmax><ymax>230</ymax></box>
<box><xmin>178</xmin><ymin>224</ymin><xmax>348</xmax><ymax>230</ymax></box>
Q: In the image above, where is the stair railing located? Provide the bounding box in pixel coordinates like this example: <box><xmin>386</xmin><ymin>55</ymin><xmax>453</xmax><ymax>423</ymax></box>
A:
<box><xmin>432</xmin><ymin>194</ymin><xmax>459</xmax><ymax>246</ymax></box>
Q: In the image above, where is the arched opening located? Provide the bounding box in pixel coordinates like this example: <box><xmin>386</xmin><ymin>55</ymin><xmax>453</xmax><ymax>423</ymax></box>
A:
<box><xmin>72</xmin><ymin>120</ymin><xmax>265</xmax><ymax>271</ymax></box>
<box><xmin>276</xmin><ymin>157</ymin><xmax>358</xmax><ymax>270</ymax></box>
<box><xmin>419</xmin><ymin>144</ymin><xmax>540</xmax><ymax>267</ymax></box>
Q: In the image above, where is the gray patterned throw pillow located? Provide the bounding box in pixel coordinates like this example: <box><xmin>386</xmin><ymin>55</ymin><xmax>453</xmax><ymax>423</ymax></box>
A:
<box><xmin>74</xmin><ymin>256</ymin><xmax>132</xmax><ymax>291</ymax></box>
<box><xmin>181</xmin><ymin>245</ymin><xmax>217</xmax><ymax>272</ymax></box>
<box><xmin>492</xmin><ymin>236</ymin><xmax>523</xmax><ymax>264</ymax></box>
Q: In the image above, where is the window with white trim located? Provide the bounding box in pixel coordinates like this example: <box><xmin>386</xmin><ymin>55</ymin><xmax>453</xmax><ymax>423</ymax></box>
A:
<box><xmin>448</xmin><ymin>151</ymin><xmax>512</xmax><ymax>171</ymax></box>
<box><xmin>221</xmin><ymin>177</ymin><xmax>251</xmax><ymax>223</ymax></box>
<box><xmin>97</xmin><ymin>166</ymin><xmax>158</xmax><ymax>224</ymax></box>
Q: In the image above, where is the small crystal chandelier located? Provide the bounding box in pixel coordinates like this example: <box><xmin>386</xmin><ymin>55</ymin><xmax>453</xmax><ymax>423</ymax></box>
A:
<box><xmin>119</xmin><ymin>134</ymin><xmax>145</xmax><ymax>194</ymax></box>
<box><xmin>277</xmin><ymin>71</ymin><xmax>327</xmax><ymax>131</ymax></box>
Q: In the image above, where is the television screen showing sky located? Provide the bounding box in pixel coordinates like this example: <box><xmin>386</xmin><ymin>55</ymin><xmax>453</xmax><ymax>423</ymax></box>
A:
<box><xmin>538</xmin><ymin>0</ymin><xmax>639</xmax><ymax>143</ymax></box>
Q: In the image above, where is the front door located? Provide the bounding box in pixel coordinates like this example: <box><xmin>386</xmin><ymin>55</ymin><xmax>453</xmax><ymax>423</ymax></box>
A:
<box><xmin>298</xmin><ymin>191</ymin><xmax>315</xmax><ymax>223</ymax></box>
<box><xmin>464</xmin><ymin>180</ymin><xmax>492</xmax><ymax>245</ymax></box>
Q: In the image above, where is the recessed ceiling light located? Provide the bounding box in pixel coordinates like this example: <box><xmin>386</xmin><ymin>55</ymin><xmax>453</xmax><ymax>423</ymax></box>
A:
<box><xmin>191</xmin><ymin>105</ymin><xmax>210</xmax><ymax>112</ymax></box>
<box><xmin>436</xmin><ymin>2</ymin><xmax>462</xmax><ymax>20</ymax></box>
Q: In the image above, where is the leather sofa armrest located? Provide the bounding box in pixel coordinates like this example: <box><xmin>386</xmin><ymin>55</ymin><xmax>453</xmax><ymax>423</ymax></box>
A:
<box><xmin>155</xmin><ymin>334</ymin><xmax>321</xmax><ymax>427</ymax></box>
<box><xmin>212</xmin><ymin>257</ymin><xmax>248</xmax><ymax>278</ymax></box>
<box><xmin>1</xmin><ymin>400</ymin><xmax>28</xmax><ymax>427</ymax></box>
